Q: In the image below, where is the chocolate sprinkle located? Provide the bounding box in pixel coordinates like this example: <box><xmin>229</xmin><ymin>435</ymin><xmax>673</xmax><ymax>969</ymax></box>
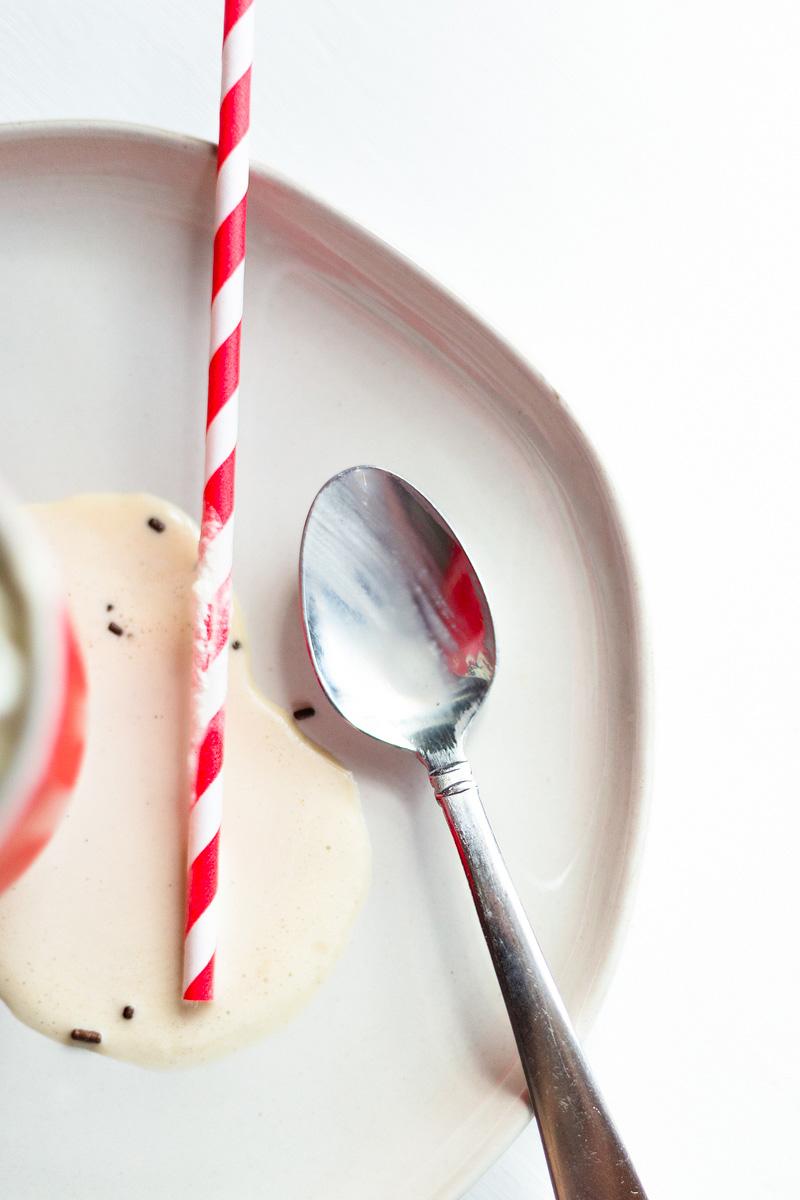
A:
<box><xmin>108</xmin><ymin>621</ymin><xmax>124</xmax><ymax>637</ymax></box>
<box><xmin>122</xmin><ymin>1006</ymin><xmax>135</xmax><ymax>1020</ymax></box>
<box><xmin>293</xmin><ymin>706</ymin><xmax>316</xmax><ymax>721</ymax></box>
<box><xmin>231</xmin><ymin>640</ymin><xmax>242</xmax><ymax>650</ymax></box>
<box><xmin>148</xmin><ymin>517</ymin><xmax>166</xmax><ymax>533</ymax></box>
<box><xmin>106</xmin><ymin>603</ymin><xmax>114</xmax><ymax>611</ymax></box>
<box><xmin>70</xmin><ymin>1028</ymin><xmax>102</xmax><ymax>1045</ymax></box>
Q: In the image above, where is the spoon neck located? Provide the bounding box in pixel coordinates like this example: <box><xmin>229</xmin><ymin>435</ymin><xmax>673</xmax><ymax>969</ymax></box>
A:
<box><xmin>422</xmin><ymin>744</ymin><xmax>472</xmax><ymax>792</ymax></box>
<box><xmin>427</xmin><ymin>758</ymin><xmax>475</xmax><ymax>803</ymax></box>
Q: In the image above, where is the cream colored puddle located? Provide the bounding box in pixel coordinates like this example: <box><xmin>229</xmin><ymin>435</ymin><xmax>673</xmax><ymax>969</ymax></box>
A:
<box><xmin>0</xmin><ymin>494</ymin><xmax>369</xmax><ymax>1068</ymax></box>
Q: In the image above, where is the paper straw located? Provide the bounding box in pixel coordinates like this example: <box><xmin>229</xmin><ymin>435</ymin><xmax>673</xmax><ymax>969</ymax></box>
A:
<box><xmin>183</xmin><ymin>0</ymin><xmax>255</xmax><ymax>1002</ymax></box>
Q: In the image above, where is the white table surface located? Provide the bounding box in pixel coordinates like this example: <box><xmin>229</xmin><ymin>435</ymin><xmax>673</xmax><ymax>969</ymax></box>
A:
<box><xmin>1</xmin><ymin>2</ymin><xmax>798</xmax><ymax>1197</ymax></box>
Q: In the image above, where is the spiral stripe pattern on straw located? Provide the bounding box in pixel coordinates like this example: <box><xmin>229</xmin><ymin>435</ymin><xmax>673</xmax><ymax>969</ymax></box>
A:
<box><xmin>183</xmin><ymin>0</ymin><xmax>255</xmax><ymax>1003</ymax></box>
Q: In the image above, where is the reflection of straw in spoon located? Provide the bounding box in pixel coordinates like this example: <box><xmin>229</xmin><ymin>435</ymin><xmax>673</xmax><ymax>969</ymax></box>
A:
<box><xmin>300</xmin><ymin>465</ymin><xmax>647</xmax><ymax>1200</ymax></box>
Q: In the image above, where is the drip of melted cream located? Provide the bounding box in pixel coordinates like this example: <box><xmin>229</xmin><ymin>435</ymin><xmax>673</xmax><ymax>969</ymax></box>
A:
<box><xmin>0</xmin><ymin>494</ymin><xmax>370</xmax><ymax>1069</ymax></box>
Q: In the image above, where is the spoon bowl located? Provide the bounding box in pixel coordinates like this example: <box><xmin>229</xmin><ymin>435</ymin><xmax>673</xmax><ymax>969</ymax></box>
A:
<box><xmin>300</xmin><ymin>466</ymin><xmax>495</xmax><ymax>768</ymax></box>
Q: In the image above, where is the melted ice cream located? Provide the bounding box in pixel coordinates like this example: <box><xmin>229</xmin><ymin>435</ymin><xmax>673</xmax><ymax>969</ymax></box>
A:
<box><xmin>0</xmin><ymin>494</ymin><xmax>370</xmax><ymax>1068</ymax></box>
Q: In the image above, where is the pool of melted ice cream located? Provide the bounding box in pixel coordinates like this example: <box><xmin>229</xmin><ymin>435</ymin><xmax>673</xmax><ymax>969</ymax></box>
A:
<box><xmin>0</xmin><ymin>494</ymin><xmax>370</xmax><ymax>1069</ymax></box>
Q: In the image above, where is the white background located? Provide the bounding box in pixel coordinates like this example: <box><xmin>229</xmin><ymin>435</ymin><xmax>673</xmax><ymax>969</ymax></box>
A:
<box><xmin>1</xmin><ymin>1</ymin><xmax>798</xmax><ymax>1196</ymax></box>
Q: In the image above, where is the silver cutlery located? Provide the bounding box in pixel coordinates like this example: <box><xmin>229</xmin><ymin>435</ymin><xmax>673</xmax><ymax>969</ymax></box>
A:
<box><xmin>300</xmin><ymin>465</ymin><xmax>645</xmax><ymax>1200</ymax></box>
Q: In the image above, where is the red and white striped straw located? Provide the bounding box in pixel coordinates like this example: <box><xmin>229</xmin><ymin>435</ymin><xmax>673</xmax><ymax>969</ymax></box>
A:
<box><xmin>183</xmin><ymin>0</ymin><xmax>255</xmax><ymax>1002</ymax></box>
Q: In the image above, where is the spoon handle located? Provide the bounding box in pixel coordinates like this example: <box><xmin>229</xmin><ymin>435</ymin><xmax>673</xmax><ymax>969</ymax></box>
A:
<box><xmin>429</xmin><ymin>760</ymin><xmax>646</xmax><ymax>1200</ymax></box>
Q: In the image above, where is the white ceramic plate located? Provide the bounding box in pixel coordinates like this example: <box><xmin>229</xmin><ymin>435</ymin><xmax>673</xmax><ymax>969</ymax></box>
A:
<box><xmin>0</xmin><ymin>123</ymin><xmax>647</xmax><ymax>1200</ymax></box>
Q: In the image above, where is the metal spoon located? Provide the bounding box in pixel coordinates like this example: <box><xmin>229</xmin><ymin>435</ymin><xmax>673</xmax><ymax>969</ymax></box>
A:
<box><xmin>299</xmin><ymin>465</ymin><xmax>646</xmax><ymax>1200</ymax></box>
